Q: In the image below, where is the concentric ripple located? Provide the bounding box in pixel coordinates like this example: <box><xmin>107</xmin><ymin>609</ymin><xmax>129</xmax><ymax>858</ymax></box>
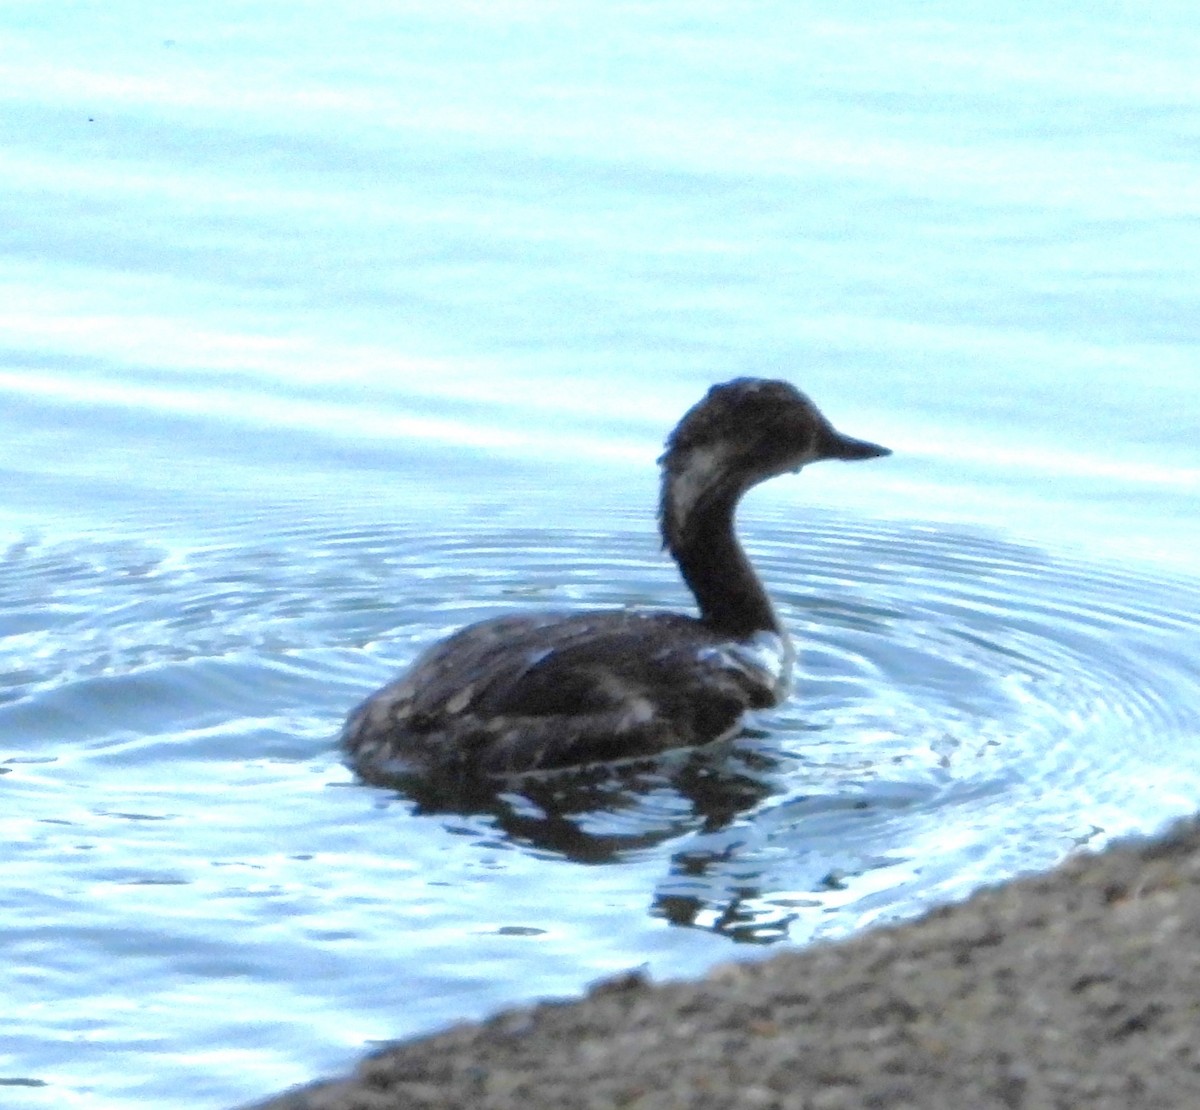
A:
<box><xmin>3</xmin><ymin>514</ymin><xmax>1199</xmax><ymax>1104</ymax></box>
<box><xmin>654</xmin><ymin>515</ymin><xmax>1200</xmax><ymax>943</ymax></box>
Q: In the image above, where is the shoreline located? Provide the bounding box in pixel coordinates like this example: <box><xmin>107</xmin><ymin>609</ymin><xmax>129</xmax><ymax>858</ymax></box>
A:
<box><xmin>243</xmin><ymin>816</ymin><xmax>1200</xmax><ymax>1109</ymax></box>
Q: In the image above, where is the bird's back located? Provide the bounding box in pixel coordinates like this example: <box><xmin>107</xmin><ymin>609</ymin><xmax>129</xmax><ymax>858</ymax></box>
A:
<box><xmin>341</xmin><ymin>608</ymin><xmax>787</xmax><ymax>783</ymax></box>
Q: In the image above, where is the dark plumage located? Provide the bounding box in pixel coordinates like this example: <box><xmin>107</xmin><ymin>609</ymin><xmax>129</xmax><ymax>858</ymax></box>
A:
<box><xmin>341</xmin><ymin>378</ymin><xmax>889</xmax><ymax>788</ymax></box>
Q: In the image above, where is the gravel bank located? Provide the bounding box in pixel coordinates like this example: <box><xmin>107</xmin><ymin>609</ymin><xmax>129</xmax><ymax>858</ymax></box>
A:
<box><xmin>243</xmin><ymin>817</ymin><xmax>1200</xmax><ymax>1110</ymax></box>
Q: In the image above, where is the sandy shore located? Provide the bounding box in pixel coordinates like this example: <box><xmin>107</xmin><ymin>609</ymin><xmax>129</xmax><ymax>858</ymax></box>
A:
<box><xmin>243</xmin><ymin>816</ymin><xmax>1200</xmax><ymax>1109</ymax></box>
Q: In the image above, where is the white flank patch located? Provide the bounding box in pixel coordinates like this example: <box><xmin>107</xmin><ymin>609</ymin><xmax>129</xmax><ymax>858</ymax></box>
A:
<box><xmin>702</xmin><ymin>630</ymin><xmax>795</xmax><ymax>702</ymax></box>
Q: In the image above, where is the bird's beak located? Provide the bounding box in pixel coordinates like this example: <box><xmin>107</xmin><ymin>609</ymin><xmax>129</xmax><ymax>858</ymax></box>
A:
<box><xmin>822</xmin><ymin>427</ymin><xmax>892</xmax><ymax>461</ymax></box>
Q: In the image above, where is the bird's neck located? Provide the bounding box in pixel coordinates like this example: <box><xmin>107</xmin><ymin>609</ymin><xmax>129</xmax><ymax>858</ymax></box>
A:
<box><xmin>666</xmin><ymin>487</ymin><xmax>782</xmax><ymax>641</ymax></box>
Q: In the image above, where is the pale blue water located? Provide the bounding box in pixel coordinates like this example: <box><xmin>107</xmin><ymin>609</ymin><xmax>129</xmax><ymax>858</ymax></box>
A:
<box><xmin>2</xmin><ymin>4</ymin><xmax>1199</xmax><ymax>1107</ymax></box>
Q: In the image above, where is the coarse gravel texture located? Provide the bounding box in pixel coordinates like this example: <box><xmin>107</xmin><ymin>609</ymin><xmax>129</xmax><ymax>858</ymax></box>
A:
<box><xmin>242</xmin><ymin>816</ymin><xmax>1200</xmax><ymax>1110</ymax></box>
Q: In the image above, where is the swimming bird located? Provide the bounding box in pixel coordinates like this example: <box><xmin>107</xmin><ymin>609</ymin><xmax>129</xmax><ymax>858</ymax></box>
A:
<box><xmin>341</xmin><ymin>378</ymin><xmax>889</xmax><ymax>788</ymax></box>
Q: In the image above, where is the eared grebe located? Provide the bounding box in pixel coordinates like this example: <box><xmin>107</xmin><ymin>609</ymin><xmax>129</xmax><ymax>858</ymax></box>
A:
<box><xmin>342</xmin><ymin>378</ymin><xmax>889</xmax><ymax>786</ymax></box>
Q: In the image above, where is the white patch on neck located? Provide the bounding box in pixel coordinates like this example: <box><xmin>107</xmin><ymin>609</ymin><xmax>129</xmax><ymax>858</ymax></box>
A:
<box><xmin>668</xmin><ymin>444</ymin><xmax>731</xmax><ymax>538</ymax></box>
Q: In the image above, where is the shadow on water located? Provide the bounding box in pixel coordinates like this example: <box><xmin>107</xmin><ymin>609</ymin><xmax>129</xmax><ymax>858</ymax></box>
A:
<box><xmin>358</xmin><ymin>734</ymin><xmax>786</xmax><ymax>864</ymax></box>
